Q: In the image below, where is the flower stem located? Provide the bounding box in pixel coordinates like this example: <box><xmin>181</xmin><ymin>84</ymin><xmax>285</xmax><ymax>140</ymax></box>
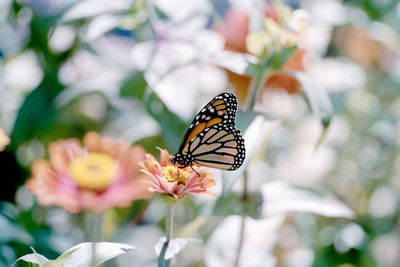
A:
<box><xmin>166</xmin><ymin>204</ymin><xmax>175</xmax><ymax>241</ymax></box>
<box><xmin>234</xmin><ymin>170</ymin><xmax>248</xmax><ymax>267</ymax></box>
<box><xmin>234</xmin><ymin>214</ymin><xmax>246</xmax><ymax>267</ymax></box>
<box><xmin>84</xmin><ymin>211</ymin><xmax>104</xmax><ymax>267</ymax></box>
<box><xmin>84</xmin><ymin>211</ymin><xmax>104</xmax><ymax>241</ymax></box>
<box><xmin>244</xmin><ymin>67</ymin><xmax>270</xmax><ymax>112</ymax></box>
<box><xmin>158</xmin><ymin>203</ymin><xmax>175</xmax><ymax>267</ymax></box>
<box><xmin>158</xmin><ymin>241</ymin><xmax>171</xmax><ymax>267</ymax></box>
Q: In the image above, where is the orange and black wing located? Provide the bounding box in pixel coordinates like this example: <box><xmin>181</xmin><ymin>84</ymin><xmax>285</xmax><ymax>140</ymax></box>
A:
<box><xmin>178</xmin><ymin>92</ymin><xmax>238</xmax><ymax>152</ymax></box>
<box><xmin>172</xmin><ymin>92</ymin><xmax>245</xmax><ymax>170</ymax></box>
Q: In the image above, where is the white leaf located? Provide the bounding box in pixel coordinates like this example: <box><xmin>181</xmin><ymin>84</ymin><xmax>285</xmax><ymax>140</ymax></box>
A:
<box><xmin>154</xmin><ymin>238</ymin><xmax>200</xmax><ymax>260</ymax></box>
<box><xmin>222</xmin><ymin>116</ymin><xmax>280</xmax><ymax>194</ymax></box>
<box><xmin>203</xmin><ymin>51</ymin><xmax>257</xmax><ymax>75</ymax></box>
<box><xmin>84</xmin><ymin>14</ymin><xmax>121</xmax><ymax>41</ymax></box>
<box><xmin>309</xmin><ymin>58</ymin><xmax>366</xmax><ymax>92</ymax></box>
<box><xmin>53</xmin><ymin>242</ymin><xmax>135</xmax><ymax>267</ymax></box>
<box><xmin>294</xmin><ymin>72</ymin><xmax>334</xmax><ymax>121</ymax></box>
<box><xmin>261</xmin><ymin>181</ymin><xmax>355</xmax><ymax>218</ymax></box>
<box><xmin>60</xmin><ymin>0</ymin><xmax>132</xmax><ymax>23</ymax></box>
<box><xmin>12</xmin><ymin>252</ymin><xmax>48</xmax><ymax>267</ymax></box>
<box><xmin>243</xmin><ymin>117</ymin><xmax>280</xmax><ymax>165</ymax></box>
<box><xmin>204</xmin><ymin>215</ymin><xmax>285</xmax><ymax>267</ymax></box>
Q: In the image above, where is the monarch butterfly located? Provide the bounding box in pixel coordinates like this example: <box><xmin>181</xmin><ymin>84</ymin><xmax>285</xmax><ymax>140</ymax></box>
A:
<box><xmin>171</xmin><ymin>92</ymin><xmax>245</xmax><ymax>170</ymax></box>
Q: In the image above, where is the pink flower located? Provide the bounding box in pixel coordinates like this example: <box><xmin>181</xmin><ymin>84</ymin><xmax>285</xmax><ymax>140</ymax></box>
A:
<box><xmin>212</xmin><ymin>4</ymin><xmax>280</xmax><ymax>54</ymax></box>
<box><xmin>212</xmin><ymin>9</ymin><xmax>249</xmax><ymax>53</ymax></box>
<box><xmin>27</xmin><ymin>132</ymin><xmax>152</xmax><ymax>213</ymax></box>
<box><xmin>140</xmin><ymin>149</ymin><xmax>215</xmax><ymax>201</ymax></box>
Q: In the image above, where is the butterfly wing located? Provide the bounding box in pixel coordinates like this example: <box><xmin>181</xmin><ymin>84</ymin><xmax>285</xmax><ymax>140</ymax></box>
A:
<box><xmin>172</xmin><ymin>92</ymin><xmax>245</xmax><ymax>170</ymax></box>
<box><xmin>184</xmin><ymin>124</ymin><xmax>246</xmax><ymax>170</ymax></box>
<box><xmin>178</xmin><ymin>93</ymin><xmax>238</xmax><ymax>152</ymax></box>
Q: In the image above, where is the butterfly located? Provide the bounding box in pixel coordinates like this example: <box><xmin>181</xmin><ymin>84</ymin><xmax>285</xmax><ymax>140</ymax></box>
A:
<box><xmin>171</xmin><ymin>92</ymin><xmax>245</xmax><ymax>170</ymax></box>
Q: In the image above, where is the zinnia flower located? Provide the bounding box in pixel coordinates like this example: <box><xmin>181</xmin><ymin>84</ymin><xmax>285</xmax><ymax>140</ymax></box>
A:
<box><xmin>213</xmin><ymin>5</ymin><xmax>308</xmax><ymax>103</ymax></box>
<box><xmin>0</xmin><ymin>129</ymin><xmax>10</xmax><ymax>151</ymax></box>
<box><xmin>27</xmin><ymin>132</ymin><xmax>152</xmax><ymax>213</ymax></box>
<box><xmin>140</xmin><ymin>149</ymin><xmax>215</xmax><ymax>202</ymax></box>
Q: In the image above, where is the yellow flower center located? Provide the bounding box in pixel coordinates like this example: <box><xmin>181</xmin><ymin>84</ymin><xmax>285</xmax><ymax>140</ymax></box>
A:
<box><xmin>161</xmin><ymin>165</ymin><xmax>190</xmax><ymax>185</ymax></box>
<box><xmin>68</xmin><ymin>152</ymin><xmax>119</xmax><ymax>190</ymax></box>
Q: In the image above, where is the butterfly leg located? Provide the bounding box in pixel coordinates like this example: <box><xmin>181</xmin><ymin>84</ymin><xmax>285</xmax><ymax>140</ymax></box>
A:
<box><xmin>190</xmin><ymin>165</ymin><xmax>200</xmax><ymax>177</ymax></box>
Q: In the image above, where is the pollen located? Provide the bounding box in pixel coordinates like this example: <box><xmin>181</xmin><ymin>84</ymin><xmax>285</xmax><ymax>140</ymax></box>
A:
<box><xmin>68</xmin><ymin>152</ymin><xmax>119</xmax><ymax>190</ymax></box>
<box><xmin>161</xmin><ymin>165</ymin><xmax>190</xmax><ymax>184</ymax></box>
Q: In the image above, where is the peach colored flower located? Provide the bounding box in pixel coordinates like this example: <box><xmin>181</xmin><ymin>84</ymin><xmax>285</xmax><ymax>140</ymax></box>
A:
<box><xmin>27</xmin><ymin>132</ymin><xmax>152</xmax><ymax>213</ymax></box>
<box><xmin>225</xmin><ymin>49</ymin><xmax>305</xmax><ymax>101</ymax></box>
<box><xmin>213</xmin><ymin>6</ymin><xmax>308</xmax><ymax>104</ymax></box>
<box><xmin>0</xmin><ymin>129</ymin><xmax>10</xmax><ymax>151</ymax></box>
<box><xmin>140</xmin><ymin>149</ymin><xmax>215</xmax><ymax>201</ymax></box>
<box><xmin>335</xmin><ymin>26</ymin><xmax>380</xmax><ymax>67</ymax></box>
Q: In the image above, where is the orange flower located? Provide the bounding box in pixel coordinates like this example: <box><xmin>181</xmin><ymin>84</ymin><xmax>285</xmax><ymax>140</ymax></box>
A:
<box><xmin>213</xmin><ymin>6</ymin><xmax>307</xmax><ymax>103</ymax></box>
<box><xmin>335</xmin><ymin>26</ymin><xmax>380</xmax><ymax>67</ymax></box>
<box><xmin>140</xmin><ymin>149</ymin><xmax>215</xmax><ymax>202</ymax></box>
<box><xmin>27</xmin><ymin>132</ymin><xmax>152</xmax><ymax>213</ymax></box>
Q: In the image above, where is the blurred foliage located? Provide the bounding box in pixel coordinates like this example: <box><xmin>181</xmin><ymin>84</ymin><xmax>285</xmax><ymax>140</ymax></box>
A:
<box><xmin>0</xmin><ymin>0</ymin><xmax>400</xmax><ymax>266</ymax></box>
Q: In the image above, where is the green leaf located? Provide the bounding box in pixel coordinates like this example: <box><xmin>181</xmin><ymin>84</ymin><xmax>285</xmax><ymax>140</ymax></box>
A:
<box><xmin>135</xmin><ymin>136</ymin><xmax>166</xmax><ymax>156</ymax></box>
<box><xmin>120</xmin><ymin>72</ymin><xmax>186</xmax><ymax>150</ymax></box>
<box><xmin>269</xmin><ymin>46</ymin><xmax>297</xmax><ymax>70</ymax></box>
<box><xmin>243</xmin><ymin>63</ymin><xmax>262</xmax><ymax>77</ymax></box>
<box><xmin>10</xmin><ymin>70</ymin><xmax>65</xmax><ymax>148</ymax></box>
<box><xmin>120</xmin><ymin>71</ymin><xmax>148</xmax><ymax>99</ymax></box>
<box><xmin>213</xmin><ymin>191</ymin><xmax>263</xmax><ymax>219</ymax></box>
<box><xmin>0</xmin><ymin>214</ymin><xmax>34</xmax><ymax>244</ymax></box>
<box><xmin>144</xmin><ymin>92</ymin><xmax>187</xmax><ymax>151</ymax></box>
<box><xmin>236</xmin><ymin>110</ymin><xmax>261</xmax><ymax>132</ymax></box>
<box><xmin>153</xmin><ymin>6</ymin><xmax>169</xmax><ymax>20</ymax></box>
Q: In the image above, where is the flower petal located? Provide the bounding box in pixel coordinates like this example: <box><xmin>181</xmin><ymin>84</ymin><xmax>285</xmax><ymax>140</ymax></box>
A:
<box><xmin>27</xmin><ymin>133</ymin><xmax>152</xmax><ymax>213</ymax></box>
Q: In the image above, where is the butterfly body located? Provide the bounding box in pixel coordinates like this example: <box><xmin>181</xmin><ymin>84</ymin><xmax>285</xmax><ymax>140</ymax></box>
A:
<box><xmin>171</xmin><ymin>93</ymin><xmax>245</xmax><ymax>170</ymax></box>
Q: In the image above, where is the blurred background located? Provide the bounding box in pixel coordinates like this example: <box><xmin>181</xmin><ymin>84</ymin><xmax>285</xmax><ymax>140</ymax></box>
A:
<box><xmin>0</xmin><ymin>0</ymin><xmax>400</xmax><ymax>266</ymax></box>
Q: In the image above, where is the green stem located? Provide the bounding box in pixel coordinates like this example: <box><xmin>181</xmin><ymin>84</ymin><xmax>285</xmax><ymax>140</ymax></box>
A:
<box><xmin>244</xmin><ymin>68</ymin><xmax>270</xmax><ymax>112</ymax></box>
<box><xmin>84</xmin><ymin>211</ymin><xmax>104</xmax><ymax>241</ymax></box>
<box><xmin>165</xmin><ymin>204</ymin><xmax>175</xmax><ymax>241</ymax></box>
<box><xmin>84</xmin><ymin>211</ymin><xmax>104</xmax><ymax>267</ymax></box>
<box><xmin>158</xmin><ymin>241</ymin><xmax>170</xmax><ymax>267</ymax></box>
<box><xmin>234</xmin><ymin>214</ymin><xmax>246</xmax><ymax>267</ymax></box>
<box><xmin>158</xmin><ymin>204</ymin><xmax>175</xmax><ymax>267</ymax></box>
<box><xmin>242</xmin><ymin>170</ymin><xmax>248</xmax><ymax>201</ymax></box>
<box><xmin>234</xmin><ymin>170</ymin><xmax>249</xmax><ymax>267</ymax></box>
